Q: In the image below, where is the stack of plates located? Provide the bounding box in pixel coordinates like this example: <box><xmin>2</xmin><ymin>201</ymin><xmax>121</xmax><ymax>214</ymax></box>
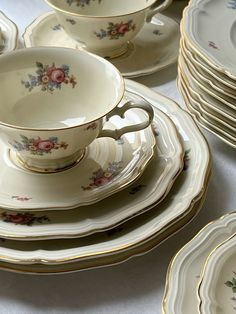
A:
<box><xmin>163</xmin><ymin>211</ymin><xmax>236</xmax><ymax>314</ymax></box>
<box><xmin>0</xmin><ymin>78</ymin><xmax>211</xmax><ymax>274</ymax></box>
<box><xmin>177</xmin><ymin>0</ymin><xmax>236</xmax><ymax>149</ymax></box>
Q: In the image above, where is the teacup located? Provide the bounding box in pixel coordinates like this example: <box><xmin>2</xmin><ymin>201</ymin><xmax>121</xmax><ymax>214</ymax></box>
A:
<box><xmin>45</xmin><ymin>0</ymin><xmax>173</xmax><ymax>58</ymax></box>
<box><xmin>0</xmin><ymin>47</ymin><xmax>153</xmax><ymax>173</ymax></box>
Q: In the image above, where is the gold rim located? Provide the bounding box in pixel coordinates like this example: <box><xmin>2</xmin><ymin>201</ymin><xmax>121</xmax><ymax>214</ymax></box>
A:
<box><xmin>0</xmin><ymin>46</ymin><xmax>125</xmax><ymax>132</ymax></box>
<box><xmin>162</xmin><ymin>210</ymin><xmax>236</xmax><ymax>313</ymax></box>
<box><xmin>44</xmin><ymin>0</ymin><xmax>156</xmax><ymax>19</ymax></box>
<box><xmin>197</xmin><ymin>232</ymin><xmax>236</xmax><ymax>313</ymax></box>
<box><xmin>181</xmin><ymin>0</ymin><xmax>236</xmax><ymax>79</ymax></box>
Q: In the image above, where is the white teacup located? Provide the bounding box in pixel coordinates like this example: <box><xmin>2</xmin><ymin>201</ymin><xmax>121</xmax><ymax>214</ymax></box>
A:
<box><xmin>45</xmin><ymin>0</ymin><xmax>173</xmax><ymax>58</ymax></box>
<box><xmin>0</xmin><ymin>47</ymin><xmax>153</xmax><ymax>173</ymax></box>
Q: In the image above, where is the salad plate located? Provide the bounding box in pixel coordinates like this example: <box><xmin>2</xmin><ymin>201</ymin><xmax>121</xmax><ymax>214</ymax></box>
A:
<box><xmin>182</xmin><ymin>0</ymin><xmax>236</xmax><ymax>79</ymax></box>
<box><xmin>0</xmin><ymin>10</ymin><xmax>18</xmax><ymax>54</ymax></box>
<box><xmin>0</xmin><ymin>104</ymin><xmax>155</xmax><ymax>212</ymax></box>
<box><xmin>163</xmin><ymin>212</ymin><xmax>236</xmax><ymax>314</ymax></box>
<box><xmin>198</xmin><ymin>234</ymin><xmax>236</xmax><ymax>314</ymax></box>
<box><xmin>23</xmin><ymin>11</ymin><xmax>180</xmax><ymax>78</ymax></box>
<box><xmin>0</xmin><ymin>103</ymin><xmax>184</xmax><ymax>240</ymax></box>
<box><xmin>0</xmin><ymin>79</ymin><xmax>211</xmax><ymax>271</ymax></box>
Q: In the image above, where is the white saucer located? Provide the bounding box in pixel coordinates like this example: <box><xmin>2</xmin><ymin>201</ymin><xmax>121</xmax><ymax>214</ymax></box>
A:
<box><xmin>0</xmin><ymin>104</ymin><xmax>155</xmax><ymax>211</ymax></box>
<box><xmin>23</xmin><ymin>11</ymin><xmax>180</xmax><ymax>78</ymax></box>
<box><xmin>0</xmin><ymin>104</ymin><xmax>183</xmax><ymax>240</ymax></box>
<box><xmin>0</xmin><ymin>10</ymin><xmax>18</xmax><ymax>54</ymax></box>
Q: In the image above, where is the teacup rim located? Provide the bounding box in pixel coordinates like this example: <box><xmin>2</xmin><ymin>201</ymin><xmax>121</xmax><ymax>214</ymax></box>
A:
<box><xmin>0</xmin><ymin>46</ymin><xmax>125</xmax><ymax>131</ymax></box>
<box><xmin>44</xmin><ymin>0</ymin><xmax>157</xmax><ymax>19</ymax></box>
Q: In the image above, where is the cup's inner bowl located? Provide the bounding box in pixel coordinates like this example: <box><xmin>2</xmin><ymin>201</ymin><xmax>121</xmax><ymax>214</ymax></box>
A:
<box><xmin>0</xmin><ymin>48</ymin><xmax>123</xmax><ymax>129</ymax></box>
<box><xmin>49</xmin><ymin>0</ymin><xmax>156</xmax><ymax>16</ymax></box>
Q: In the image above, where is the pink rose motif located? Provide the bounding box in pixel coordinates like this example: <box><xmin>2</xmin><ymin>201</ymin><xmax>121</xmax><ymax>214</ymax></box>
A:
<box><xmin>117</xmin><ymin>23</ymin><xmax>129</xmax><ymax>34</ymax></box>
<box><xmin>47</xmin><ymin>67</ymin><xmax>65</xmax><ymax>83</ymax></box>
<box><xmin>37</xmin><ymin>140</ymin><xmax>54</xmax><ymax>151</ymax></box>
<box><xmin>93</xmin><ymin>176</ymin><xmax>111</xmax><ymax>187</ymax></box>
<box><xmin>8</xmin><ymin>214</ymin><xmax>28</xmax><ymax>224</ymax></box>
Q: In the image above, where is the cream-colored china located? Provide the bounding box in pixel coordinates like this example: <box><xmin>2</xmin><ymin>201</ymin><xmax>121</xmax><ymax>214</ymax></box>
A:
<box><xmin>0</xmin><ymin>105</ymin><xmax>156</xmax><ymax>212</ymax></box>
<box><xmin>23</xmin><ymin>12</ymin><xmax>180</xmax><ymax>78</ymax></box>
<box><xmin>0</xmin><ymin>79</ymin><xmax>211</xmax><ymax>268</ymax></box>
<box><xmin>0</xmin><ymin>102</ymin><xmax>183</xmax><ymax>239</ymax></box>
<box><xmin>44</xmin><ymin>0</ymin><xmax>172</xmax><ymax>58</ymax></box>
<box><xmin>0</xmin><ymin>47</ymin><xmax>153</xmax><ymax>173</ymax></box>
<box><xmin>163</xmin><ymin>212</ymin><xmax>236</xmax><ymax>314</ymax></box>
<box><xmin>0</xmin><ymin>11</ymin><xmax>18</xmax><ymax>54</ymax></box>
<box><xmin>178</xmin><ymin>74</ymin><xmax>236</xmax><ymax>149</ymax></box>
<box><xmin>198</xmin><ymin>234</ymin><xmax>236</xmax><ymax>314</ymax></box>
<box><xmin>182</xmin><ymin>0</ymin><xmax>236</xmax><ymax>79</ymax></box>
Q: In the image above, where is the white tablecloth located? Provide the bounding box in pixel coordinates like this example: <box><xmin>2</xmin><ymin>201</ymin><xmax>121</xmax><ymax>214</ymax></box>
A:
<box><xmin>0</xmin><ymin>1</ymin><xmax>235</xmax><ymax>313</ymax></box>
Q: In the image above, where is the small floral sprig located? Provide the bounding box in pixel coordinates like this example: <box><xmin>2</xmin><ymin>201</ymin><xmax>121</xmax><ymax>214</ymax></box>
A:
<box><xmin>10</xmin><ymin>135</ymin><xmax>68</xmax><ymax>156</ymax></box>
<box><xmin>95</xmin><ymin>20</ymin><xmax>136</xmax><ymax>40</ymax></box>
<box><xmin>82</xmin><ymin>161</ymin><xmax>122</xmax><ymax>190</ymax></box>
<box><xmin>1</xmin><ymin>212</ymin><xmax>50</xmax><ymax>226</ymax></box>
<box><xmin>225</xmin><ymin>275</ymin><xmax>236</xmax><ymax>293</ymax></box>
<box><xmin>85</xmin><ymin>122</ymin><xmax>97</xmax><ymax>131</ymax></box>
<box><xmin>52</xmin><ymin>24</ymin><xmax>62</xmax><ymax>31</ymax></box>
<box><xmin>22</xmin><ymin>62</ymin><xmax>77</xmax><ymax>93</ymax></box>
<box><xmin>67</xmin><ymin>0</ymin><xmax>102</xmax><ymax>7</ymax></box>
<box><xmin>183</xmin><ymin>149</ymin><xmax>190</xmax><ymax>171</ymax></box>
<box><xmin>12</xmin><ymin>196</ymin><xmax>32</xmax><ymax>202</ymax></box>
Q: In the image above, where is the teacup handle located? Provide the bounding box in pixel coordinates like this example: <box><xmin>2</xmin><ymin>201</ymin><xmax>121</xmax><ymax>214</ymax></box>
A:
<box><xmin>98</xmin><ymin>100</ymin><xmax>154</xmax><ymax>140</ymax></box>
<box><xmin>146</xmin><ymin>0</ymin><xmax>173</xmax><ymax>23</ymax></box>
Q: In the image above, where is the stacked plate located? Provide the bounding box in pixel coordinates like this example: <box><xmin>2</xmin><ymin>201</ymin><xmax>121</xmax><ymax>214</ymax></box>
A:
<box><xmin>177</xmin><ymin>0</ymin><xmax>236</xmax><ymax>149</ymax></box>
<box><xmin>163</xmin><ymin>211</ymin><xmax>236</xmax><ymax>314</ymax></box>
<box><xmin>0</xmin><ymin>75</ymin><xmax>211</xmax><ymax>274</ymax></box>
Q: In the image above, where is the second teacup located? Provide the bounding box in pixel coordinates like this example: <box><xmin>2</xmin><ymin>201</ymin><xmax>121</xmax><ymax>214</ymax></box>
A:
<box><xmin>0</xmin><ymin>47</ymin><xmax>153</xmax><ymax>173</ymax></box>
<box><xmin>45</xmin><ymin>0</ymin><xmax>173</xmax><ymax>58</ymax></box>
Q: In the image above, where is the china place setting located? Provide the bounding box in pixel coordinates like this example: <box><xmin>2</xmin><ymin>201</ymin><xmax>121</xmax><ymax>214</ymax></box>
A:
<box><xmin>0</xmin><ymin>0</ymin><xmax>212</xmax><ymax>280</ymax></box>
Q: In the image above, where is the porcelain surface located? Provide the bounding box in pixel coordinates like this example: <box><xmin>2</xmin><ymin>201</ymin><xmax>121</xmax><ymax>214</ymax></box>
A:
<box><xmin>0</xmin><ymin>79</ymin><xmax>211</xmax><ymax>267</ymax></box>
<box><xmin>198</xmin><ymin>234</ymin><xmax>236</xmax><ymax>314</ymax></box>
<box><xmin>163</xmin><ymin>212</ymin><xmax>236</xmax><ymax>314</ymax></box>
<box><xmin>178</xmin><ymin>74</ymin><xmax>236</xmax><ymax>149</ymax></box>
<box><xmin>23</xmin><ymin>12</ymin><xmax>180</xmax><ymax>78</ymax></box>
<box><xmin>183</xmin><ymin>0</ymin><xmax>236</xmax><ymax>79</ymax></box>
<box><xmin>0</xmin><ymin>101</ymin><xmax>183</xmax><ymax>239</ymax></box>
<box><xmin>44</xmin><ymin>0</ymin><xmax>172</xmax><ymax>58</ymax></box>
<box><xmin>0</xmin><ymin>101</ymin><xmax>156</xmax><ymax>211</ymax></box>
<box><xmin>0</xmin><ymin>47</ymin><xmax>153</xmax><ymax>172</ymax></box>
<box><xmin>0</xmin><ymin>10</ymin><xmax>18</xmax><ymax>54</ymax></box>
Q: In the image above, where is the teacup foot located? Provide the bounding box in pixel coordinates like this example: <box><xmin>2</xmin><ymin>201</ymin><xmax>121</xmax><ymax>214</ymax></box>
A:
<box><xmin>9</xmin><ymin>149</ymin><xmax>86</xmax><ymax>173</ymax></box>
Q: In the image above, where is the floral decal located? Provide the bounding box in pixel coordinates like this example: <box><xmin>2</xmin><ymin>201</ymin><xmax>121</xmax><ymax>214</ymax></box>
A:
<box><xmin>1</xmin><ymin>212</ymin><xmax>50</xmax><ymax>226</ymax></box>
<box><xmin>12</xmin><ymin>196</ymin><xmax>32</xmax><ymax>201</ymax></box>
<box><xmin>208</xmin><ymin>41</ymin><xmax>219</xmax><ymax>50</ymax></box>
<box><xmin>153</xmin><ymin>29</ymin><xmax>162</xmax><ymax>36</ymax></box>
<box><xmin>66</xmin><ymin>18</ymin><xmax>76</xmax><ymax>25</ymax></box>
<box><xmin>85</xmin><ymin>122</ymin><xmax>98</xmax><ymax>131</ymax></box>
<box><xmin>21</xmin><ymin>62</ymin><xmax>77</xmax><ymax>93</ymax></box>
<box><xmin>183</xmin><ymin>149</ymin><xmax>190</xmax><ymax>171</ymax></box>
<box><xmin>10</xmin><ymin>135</ymin><xmax>68</xmax><ymax>156</ymax></box>
<box><xmin>225</xmin><ymin>272</ymin><xmax>236</xmax><ymax>311</ymax></box>
<box><xmin>67</xmin><ymin>0</ymin><xmax>102</xmax><ymax>7</ymax></box>
<box><xmin>129</xmin><ymin>184</ymin><xmax>146</xmax><ymax>195</ymax></box>
<box><xmin>95</xmin><ymin>20</ymin><xmax>136</xmax><ymax>40</ymax></box>
<box><xmin>82</xmin><ymin>161</ymin><xmax>122</xmax><ymax>190</ymax></box>
<box><xmin>228</xmin><ymin>0</ymin><xmax>236</xmax><ymax>9</ymax></box>
<box><xmin>52</xmin><ymin>24</ymin><xmax>62</xmax><ymax>31</ymax></box>
<box><xmin>151</xmin><ymin>123</ymin><xmax>160</xmax><ymax>137</ymax></box>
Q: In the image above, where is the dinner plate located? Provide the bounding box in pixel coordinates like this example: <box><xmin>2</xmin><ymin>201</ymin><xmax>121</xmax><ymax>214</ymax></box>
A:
<box><xmin>0</xmin><ymin>104</ymin><xmax>183</xmax><ymax>240</ymax></box>
<box><xmin>163</xmin><ymin>212</ymin><xmax>236</xmax><ymax>314</ymax></box>
<box><xmin>198</xmin><ymin>234</ymin><xmax>236</xmax><ymax>314</ymax></box>
<box><xmin>0</xmin><ymin>79</ymin><xmax>211</xmax><ymax>273</ymax></box>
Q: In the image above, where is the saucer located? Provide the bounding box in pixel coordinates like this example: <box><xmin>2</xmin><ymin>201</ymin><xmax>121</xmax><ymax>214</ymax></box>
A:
<box><xmin>163</xmin><ymin>212</ymin><xmax>236</xmax><ymax>314</ymax></box>
<box><xmin>0</xmin><ymin>104</ymin><xmax>183</xmax><ymax>240</ymax></box>
<box><xmin>0</xmin><ymin>79</ymin><xmax>211</xmax><ymax>272</ymax></box>
<box><xmin>0</xmin><ymin>10</ymin><xmax>18</xmax><ymax>54</ymax></box>
<box><xmin>0</xmin><ymin>105</ymin><xmax>155</xmax><ymax>211</ymax></box>
<box><xmin>23</xmin><ymin>11</ymin><xmax>180</xmax><ymax>78</ymax></box>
